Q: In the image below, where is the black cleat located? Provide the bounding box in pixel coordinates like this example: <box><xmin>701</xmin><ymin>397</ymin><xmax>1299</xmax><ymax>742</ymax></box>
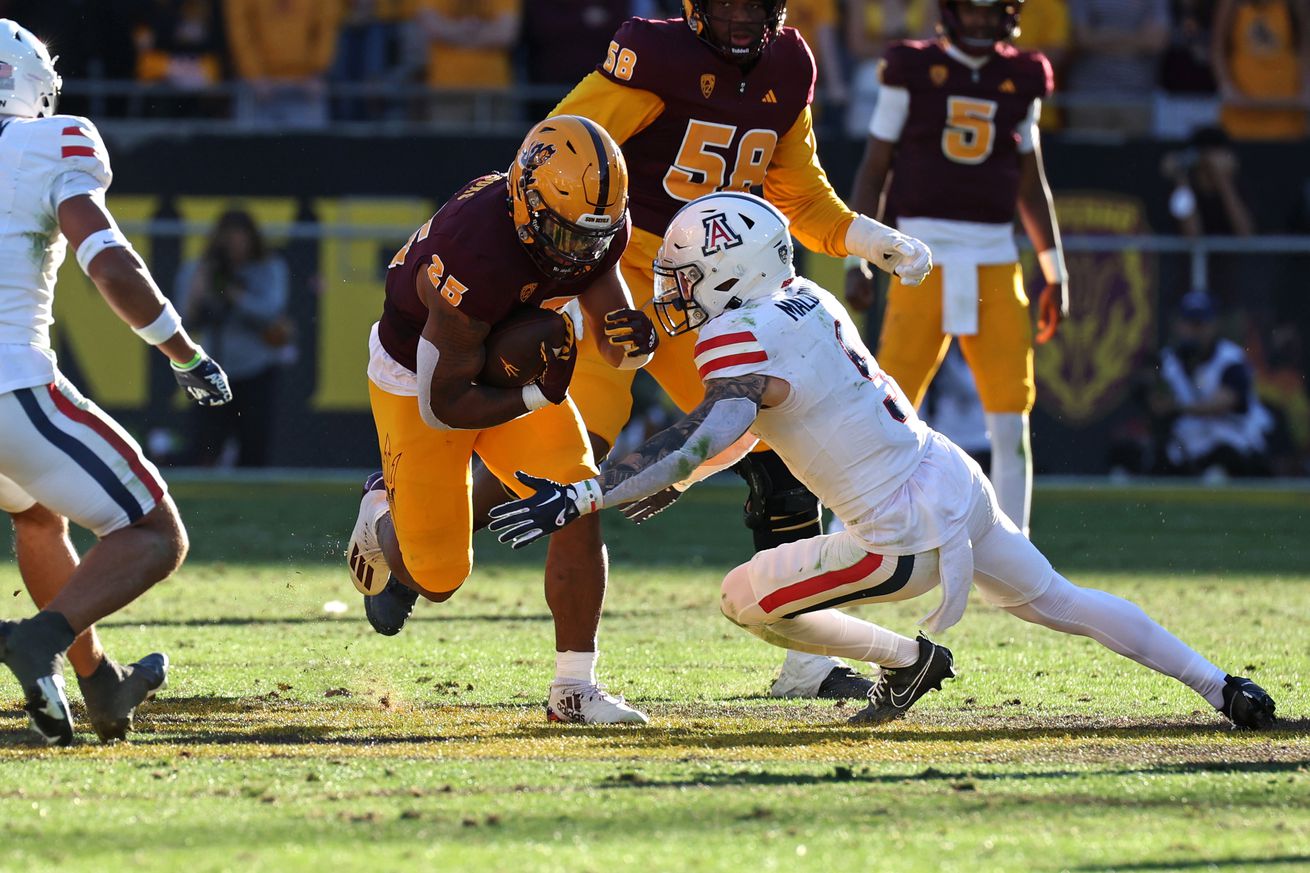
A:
<box><xmin>815</xmin><ymin>665</ymin><xmax>876</xmax><ymax>700</ymax></box>
<box><xmin>78</xmin><ymin>652</ymin><xmax>169</xmax><ymax>741</ymax></box>
<box><xmin>850</xmin><ymin>633</ymin><xmax>954</xmax><ymax>725</ymax></box>
<box><xmin>0</xmin><ymin>614</ymin><xmax>76</xmax><ymax>746</ymax></box>
<box><xmin>1218</xmin><ymin>675</ymin><xmax>1276</xmax><ymax>729</ymax></box>
<box><xmin>364</xmin><ymin>575</ymin><xmax>418</xmax><ymax>636</ymax></box>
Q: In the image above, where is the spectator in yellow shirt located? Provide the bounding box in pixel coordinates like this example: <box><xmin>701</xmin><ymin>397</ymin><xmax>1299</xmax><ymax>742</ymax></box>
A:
<box><xmin>225</xmin><ymin>0</ymin><xmax>341</xmax><ymax>128</ymax></box>
<box><xmin>417</xmin><ymin>0</ymin><xmax>521</xmax><ymax>123</ymax></box>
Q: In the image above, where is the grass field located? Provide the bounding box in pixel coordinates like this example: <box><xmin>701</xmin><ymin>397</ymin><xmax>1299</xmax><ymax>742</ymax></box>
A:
<box><xmin>1</xmin><ymin>481</ymin><xmax>1308</xmax><ymax>872</ymax></box>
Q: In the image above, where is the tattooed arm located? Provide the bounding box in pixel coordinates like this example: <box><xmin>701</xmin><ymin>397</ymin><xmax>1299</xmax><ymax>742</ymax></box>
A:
<box><xmin>488</xmin><ymin>373</ymin><xmax>788</xmax><ymax>548</ymax></box>
<box><xmin>596</xmin><ymin>374</ymin><xmax>776</xmax><ymax>506</ymax></box>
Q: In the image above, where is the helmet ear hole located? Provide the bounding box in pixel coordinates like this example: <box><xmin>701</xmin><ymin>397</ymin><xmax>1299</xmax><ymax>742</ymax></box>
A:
<box><xmin>715</xmin><ymin>278</ymin><xmax>739</xmax><ymax>293</ymax></box>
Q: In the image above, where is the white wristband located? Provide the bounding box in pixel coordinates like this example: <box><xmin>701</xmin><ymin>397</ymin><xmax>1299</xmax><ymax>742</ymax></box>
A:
<box><xmin>75</xmin><ymin>226</ymin><xmax>134</xmax><ymax>274</ymax></box>
<box><xmin>573</xmin><ymin>478</ymin><xmax>604</xmax><ymax>515</ymax></box>
<box><xmin>1038</xmin><ymin>248</ymin><xmax>1068</xmax><ymax>285</ymax></box>
<box><xmin>133</xmin><ymin>300</ymin><xmax>182</xmax><ymax>346</ymax></box>
<box><xmin>522</xmin><ymin>383</ymin><xmax>550</xmax><ymax>411</ymax></box>
<box><xmin>844</xmin><ymin>214</ymin><xmax>902</xmax><ymax>263</ymax></box>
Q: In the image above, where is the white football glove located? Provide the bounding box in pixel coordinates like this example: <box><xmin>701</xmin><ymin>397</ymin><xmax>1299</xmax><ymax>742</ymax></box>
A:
<box><xmin>845</xmin><ymin>215</ymin><xmax>933</xmax><ymax>287</ymax></box>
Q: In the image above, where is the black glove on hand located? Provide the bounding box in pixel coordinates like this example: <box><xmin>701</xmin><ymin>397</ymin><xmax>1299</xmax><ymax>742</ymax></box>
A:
<box><xmin>172</xmin><ymin>353</ymin><xmax>233</xmax><ymax>407</ymax></box>
<box><xmin>604</xmin><ymin>307</ymin><xmax>659</xmax><ymax>358</ymax></box>
<box><xmin>488</xmin><ymin>471</ymin><xmax>599</xmax><ymax>549</ymax></box>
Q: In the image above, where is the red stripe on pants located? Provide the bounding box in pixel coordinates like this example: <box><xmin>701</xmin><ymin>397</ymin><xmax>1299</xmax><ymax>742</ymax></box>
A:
<box><xmin>758</xmin><ymin>552</ymin><xmax>884</xmax><ymax>614</ymax></box>
<box><xmin>46</xmin><ymin>384</ymin><xmax>165</xmax><ymax>505</ymax></box>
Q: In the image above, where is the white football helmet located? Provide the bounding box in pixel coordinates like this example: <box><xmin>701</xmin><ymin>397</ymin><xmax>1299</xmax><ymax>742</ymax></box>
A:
<box><xmin>653</xmin><ymin>192</ymin><xmax>794</xmax><ymax>336</ymax></box>
<box><xmin>0</xmin><ymin>20</ymin><xmax>61</xmax><ymax>118</ymax></box>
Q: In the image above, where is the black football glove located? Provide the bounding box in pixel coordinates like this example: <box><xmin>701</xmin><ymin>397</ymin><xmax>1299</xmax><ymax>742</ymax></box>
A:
<box><xmin>618</xmin><ymin>485</ymin><xmax>685</xmax><ymax>525</ymax></box>
<box><xmin>172</xmin><ymin>353</ymin><xmax>233</xmax><ymax>407</ymax></box>
<box><xmin>604</xmin><ymin>307</ymin><xmax>659</xmax><ymax>358</ymax></box>
<box><xmin>488</xmin><ymin>471</ymin><xmax>599</xmax><ymax>549</ymax></box>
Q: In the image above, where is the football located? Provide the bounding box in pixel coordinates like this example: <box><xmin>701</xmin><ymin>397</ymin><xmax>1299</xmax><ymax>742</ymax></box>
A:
<box><xmin>476</xmin><ymin>307</ymin><xmax>569</xmax><ymax>388</ymax></box>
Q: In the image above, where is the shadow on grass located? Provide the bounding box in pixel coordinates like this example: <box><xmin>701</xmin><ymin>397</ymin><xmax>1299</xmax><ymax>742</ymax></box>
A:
<box><xmin>593</xmin><ymin>758</ymin><xmax>1310</xmax><ymax>791</ymax></box>
<box><xmin>1069</xmin><ymin>857</ymin><xmax>1310</xmax><ymax>871</ymax></box>
<box><xmin>95</xmin><ymin>610</ymin><xmax>663</xmax><ymax>629</ymax></box>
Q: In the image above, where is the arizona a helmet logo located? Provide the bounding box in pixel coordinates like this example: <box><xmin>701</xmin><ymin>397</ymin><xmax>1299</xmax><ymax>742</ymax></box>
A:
<box><xmin>701</xmin><ymin>213</ymin><xmax>742</xmax><ymax>255</ymax></box>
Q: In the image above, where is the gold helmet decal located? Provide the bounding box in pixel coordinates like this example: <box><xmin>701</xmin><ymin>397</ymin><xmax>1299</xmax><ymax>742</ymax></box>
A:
<box><xmin>509</xmin><ymin>115</ymin><xmax>629</xmax><ymax>280</ymax></box>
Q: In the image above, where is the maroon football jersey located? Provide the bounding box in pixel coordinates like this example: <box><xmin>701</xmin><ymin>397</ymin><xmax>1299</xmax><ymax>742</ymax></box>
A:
<box><xmin>597</xmin><ymin>18</ymin><xmax>816</xmax><ymax>236</ymax></box>
<box><xmin>881</xmin><ymin>40</ymin><xmax>1052</xmax><ymax>225</ymax></box>
<box><xmin>378</xmin><ymin>172</ymin><xmax>630</xmax><ymax>372</ymax></box>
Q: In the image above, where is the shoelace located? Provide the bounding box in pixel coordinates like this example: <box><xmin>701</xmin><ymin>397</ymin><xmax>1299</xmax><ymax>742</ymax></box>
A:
<box><xmin>867</xmin><ymin>671</ymin><xmax>893</xmax><ymax>706</ymax></box>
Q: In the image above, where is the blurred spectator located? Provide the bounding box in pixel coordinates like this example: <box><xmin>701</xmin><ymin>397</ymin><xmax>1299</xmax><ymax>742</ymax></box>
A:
<box><xmin>1249</xmin><ymin>324</ymin><xmax>1310</xmax><ymax>474</ymax></box>
<box><xmin>1065</xmin><ymin>0</ymin><xmax>1170</xmax><ymax>136</ymax></box>
<box><xmin>521</xmin><ymin>0</ymin><xmax>633</xmax><ymax>120</ymax></box>
<box><xmin>843</xmin><ymin>0</ymin><xmax>935</xmax><ymax>137</ymax></box>
<box><xmin>417</xmin><ymin>0</ymin><xmax>521</xmax><ymax>124</ymax></box>
<box><xmin>785</xmin><ymin>0</ymin><xmax>848</xmax><ymax>111</ymax></box>
<box><xmin>1161</xmin><ymin>127</ymin><xmax>1255</xmax><ymax>236</ymax></box>
<box><xmin>1156</xmin><ymin>0</ymin><xmax>1221</xmax><ymax>138</ymax></box>
<box><xmin>1150</xmin><ymin>291</ymin><xmax>1273</xmax><ymax>477</ymax></box>
<box><xmin>175</xmin><ymin>209</ymin><xmax>293</xmax><ymax>467</ymax></box>
<box><xmin>1013</xmin><ymin>0</ymin><xmax>1071</xmax><ymax>72</ymax></box>
<box><xmin>225</xmin><ymin>0</ymin><xmax>341</xmax><ymax>129</ymax></box>
<box><xmin>133</xmin><ymin>0</ymin><xmax>226</xmax><ymax>117</ymax></box>
<box><xmin>1212</xmin><ymin>0</ymin><xmax>1309</xmax><ymax>141</ymax></box>
<box><xmin>330</xmin><ymin>0</ymin><xmax>417</xmax><ymax>121</ymax></box>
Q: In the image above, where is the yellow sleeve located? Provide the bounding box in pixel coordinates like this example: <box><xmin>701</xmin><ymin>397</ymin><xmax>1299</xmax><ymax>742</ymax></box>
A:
<box><xmin>311</xmin><ymin>3</ymin><xmax>342</xmax><ymax>74</ymax></box>
<box><xmin>763</xmin><ymin>106</ymin><xmax>857</xmax><ymax>257</ymax></box>
<box><xmin>550</xmin><ymin>72</ymin><xmax>665</xmax><ymax>146</ymax></box>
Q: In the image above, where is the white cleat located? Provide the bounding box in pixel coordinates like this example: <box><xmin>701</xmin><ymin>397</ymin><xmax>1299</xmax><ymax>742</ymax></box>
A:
<box><xmin>546</xmin><ymin>682</ymin><xmax>648</xmax><ymax>725</ymax></box>
<box><xmin>348</xmin><ymin>472</ymin><xmax>391</xmax><ymax>595</ymax></box>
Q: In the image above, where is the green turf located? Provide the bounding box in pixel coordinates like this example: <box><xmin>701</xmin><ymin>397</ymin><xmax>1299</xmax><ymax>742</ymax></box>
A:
<box><xmin>1</xmin><ymin>482</ymin><xmax>1308</xmax><ymax>873</ymax></box>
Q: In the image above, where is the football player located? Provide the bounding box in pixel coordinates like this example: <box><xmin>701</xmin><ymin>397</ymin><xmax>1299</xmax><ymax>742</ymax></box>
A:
<box><xmin>845</xmin><ymin>0</ymin><xmax>1068</xmax><ymax>537</ymax></box>
<box><xmin>489</xmin><ymin>193</ymin><xmax>1276</xmax><ymax>731</ymax></box>
<box><xmin>346</xmin><ymin>116</ymin><xmax>659</xmax><ymax>724</ymax></box>
<box><xmin>0</xmin><ymin>21</ymin><xmax>234</xmax><ymax>745</ymax></box>
<box><xmin>477</xmin><ymin>0</ymin><xmax>934</xmax><ymax>701</ymax></box>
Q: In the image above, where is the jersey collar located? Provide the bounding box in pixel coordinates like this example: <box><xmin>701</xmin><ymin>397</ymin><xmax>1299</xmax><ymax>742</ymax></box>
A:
<box><xmin>942</xmin><ymin>40</ymin><xmax>994</xmax><ymax>72</ymax></box>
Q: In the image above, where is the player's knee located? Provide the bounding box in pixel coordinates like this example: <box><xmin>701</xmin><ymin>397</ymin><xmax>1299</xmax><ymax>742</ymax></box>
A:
<box><xmin>734</xmin><ymin>450</ymin><xmax>821</xmax><ymax>550</ymax></box>
<box><xmin>402</xmin><ymin>550</ymin><xmax>471</xmax><ymax>601</ymax></box>
<box><xmin>720</xmin><ymin>564</ymin><xmax>767</xmax><ymax>628</ymax></box>
<box><xmin>135</xmin><ymin>499</ymin><xmax>189</xmax><ymax>574</ymax></box>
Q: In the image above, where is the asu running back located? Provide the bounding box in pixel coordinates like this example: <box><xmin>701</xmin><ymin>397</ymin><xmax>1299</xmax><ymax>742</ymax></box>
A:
<box><xmin>846</xmin><ymin>0</ymin><xmax>1069</xmax><ymax>536</ymax></box>
<box><xmin>347</xmin><ymin>116</ymin><xmax>657</xmax><ymax>724</ymax></box>
<box><xmin>544</xmin><ymin>0</ymin><xmax>933</xmax><ymax>701</ymax></box>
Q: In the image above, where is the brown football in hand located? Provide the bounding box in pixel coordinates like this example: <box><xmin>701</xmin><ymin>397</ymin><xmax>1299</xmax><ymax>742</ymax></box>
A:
<box><xmin>476</xmin><ymin>307</ymin><xmax>568</xmax><ymax>388</ymax></box>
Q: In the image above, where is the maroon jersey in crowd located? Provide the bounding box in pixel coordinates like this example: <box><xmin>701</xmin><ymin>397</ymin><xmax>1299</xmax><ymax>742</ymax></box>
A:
<box><xmin>595</xmin><ymin>18</ymin><xmax>815</xmax><ymax>236</ymax></box>
<box><xmin>882</xmin><ymin>40</ymin><xmax>1052</xmax><ymax>225</ymax></box>
<box><xmin>378</xmin><ymin>172</ymin><xmax>630</xmax><ymax>372</ymax></box>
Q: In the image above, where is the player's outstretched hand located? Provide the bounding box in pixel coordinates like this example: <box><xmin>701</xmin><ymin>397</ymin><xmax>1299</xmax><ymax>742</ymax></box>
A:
<box><xmin>536</xmin><ymin>315</ymin><xmax>577</xmax><ymax>404</ymax></box>
<box><xmin>1035</xmin><ymin>281</ymin><xmax>1067</xmax><ymax>344</ymax></box>
<box><xmin>172</xmin><ymin>352</ymin><xmax>233</xmax><ymax>406</ymax></box>
<box><xmin>604</xmin><ymin>307</ymin><xmax>659</xmax><ymax>358</ymax></box>
<box><xmin>489</xmin><ymin>472</ymin><xmax>585</xmax><ymax>549</ymax></box>
<box><xmin>619</xmin><ymin>485</ymin><xmax>684</xmax><ymax>525</ymax></box>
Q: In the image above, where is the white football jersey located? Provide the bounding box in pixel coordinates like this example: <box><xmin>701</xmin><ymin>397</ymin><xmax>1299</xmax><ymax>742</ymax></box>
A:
<box><xmin>0</xmin><ymin>114</ymin><xmax>112</xmax><ymax>393</ymax></box>
<box><xmin>693</xmin><ymin>278</ymin><xmax>935</xmax><ymax>545</ymax></box>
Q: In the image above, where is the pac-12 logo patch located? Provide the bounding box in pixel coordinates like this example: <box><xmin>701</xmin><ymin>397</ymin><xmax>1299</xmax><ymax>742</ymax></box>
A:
<box><xmin>701</xmin><ymin>73</ymin><xmax>716</xmax><ymax>99</ymax></box>
<box><xmin>701</xmin><ymin>213</ymin><xmax>742</xmax><ymax>255</ymax></box>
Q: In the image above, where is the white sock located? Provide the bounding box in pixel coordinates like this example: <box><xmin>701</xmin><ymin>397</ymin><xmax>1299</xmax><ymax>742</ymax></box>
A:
<box><xmin>554</xmin><ymin>650</ymin><xmax>597</xmax><ymax>686</ymax></box>
<box><xmin>986</xmin><ymin>412</ymin><xmax>1032</xmax><ymax>536</ymax></box>
<box><xmin>1003</xmin><ymin>574</ymin><xmax>1228</xmax><ymax>708</ymax></box>
<box><xmin>752</xmin><ymin>610</ymin><xmax>920</xmax><ymax>668</ymax></box>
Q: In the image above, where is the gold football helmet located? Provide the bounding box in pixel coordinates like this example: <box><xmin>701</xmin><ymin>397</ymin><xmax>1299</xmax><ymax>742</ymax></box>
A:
<box><xmin>508</xmin><ymin>115</ymin><xmax>628</xmax><ymax>281</ymax></box>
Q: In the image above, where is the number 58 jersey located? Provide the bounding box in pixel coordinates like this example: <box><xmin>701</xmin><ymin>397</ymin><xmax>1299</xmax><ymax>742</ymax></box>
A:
<box><xmin>694</xmin><ymin>279</ymin><xmax>945</xmax><ymax>549</ymax></box>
